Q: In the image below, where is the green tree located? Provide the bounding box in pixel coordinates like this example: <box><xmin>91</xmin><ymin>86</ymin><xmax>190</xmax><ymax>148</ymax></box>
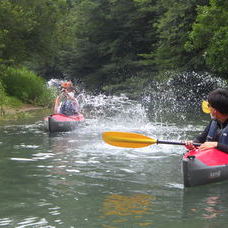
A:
<box><xmin>185</xmin><ymin>0</ymin><xmax>228</xmax><ymax>75</ymax></box>
<box><xmin>152</xmin><ymin>0</ymin><xmax>209</xmax><ymax>71</ymax></box>
<box><xmin>60</xmin><ymin>0</ymin><xmax>158</xmax><ymax>90</ymax></box>
<box><xmin>0</xmin><ymin>0</ymin><xmax>69</xmax><ymax>66</ymax></box>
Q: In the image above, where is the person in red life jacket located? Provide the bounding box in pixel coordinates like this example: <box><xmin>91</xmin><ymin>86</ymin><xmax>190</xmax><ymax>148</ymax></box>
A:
<box><xmin>186</xmin><ymin>88</ymin><xmax>228</xmax><ymax>153</ymax></box>
<box><xmin>53</xmin><ymin>81</ymin><xmax>80</xmax><ymax>116</ymax></box>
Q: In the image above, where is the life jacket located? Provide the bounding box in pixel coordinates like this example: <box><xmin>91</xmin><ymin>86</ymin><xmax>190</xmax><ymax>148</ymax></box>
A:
<box><xmin>60</xmin><ymin>100</ymin><xmax>79</xmax><ymax>116</ymax></box>
<box><xmin>206</xmin><ymin>120</ymin><xmax>228</xmax><ymax>144</ymax></box>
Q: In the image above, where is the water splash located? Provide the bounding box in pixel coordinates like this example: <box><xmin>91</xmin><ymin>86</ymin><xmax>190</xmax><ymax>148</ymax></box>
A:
<box><xmin>78</xmin><ymin>93</ymin><xmax>151</xmax><ymax>135</ymax></box>
<box><xmin>142</xmin><ymin>71</ymin><xmax>227</xmax><ymax>122</ymax></box>
<box><xmin>47</xmin><ymin>72</ymin><xmax>227</xmax><ymax>135</ymax></box>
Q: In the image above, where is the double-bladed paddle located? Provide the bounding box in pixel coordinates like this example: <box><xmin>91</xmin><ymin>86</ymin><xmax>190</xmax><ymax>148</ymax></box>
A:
<box><xmin>102</xmin><ymin>101</ymin><xmax>207</xmax><ymax>148</ymax></box>
<box><xmin>102</xmin><ymin>131</ymin><xmax>201</xmax><ymax>148</ymax></box>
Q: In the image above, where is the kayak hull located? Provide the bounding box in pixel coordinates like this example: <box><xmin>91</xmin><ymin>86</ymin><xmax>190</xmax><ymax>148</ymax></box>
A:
<box><xmin>182</xmin><ymin>148</ymin><xmax>228</xmax><ymax>187</ymax></box>
<box><xmin>44</xmin><ymin>114</ymin><xmax>85</xmax><ymax>133</ymax></box>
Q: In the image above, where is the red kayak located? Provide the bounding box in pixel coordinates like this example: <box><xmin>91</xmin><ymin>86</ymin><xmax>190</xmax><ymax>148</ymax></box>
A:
<box><xmin>44</xmin><ymin>113</ymin><xmax>85</xmax><ymax>133</ymax></box>
<box><xmin>182</xmin><ymin>148</ymin><xmax>228</xmax><ymax>187</ymax></box>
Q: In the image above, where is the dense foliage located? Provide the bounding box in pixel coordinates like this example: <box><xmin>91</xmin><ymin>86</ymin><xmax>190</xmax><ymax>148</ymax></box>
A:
<box><xmin>0</xmin><ymin>0</ymin><xmax>227</xmax><ymax>95</ymax></box>
<box><xmin>0</xmin><ymin>80</ymin><xmax>6</xmax><ymax>115</ymax></box>
<box><xmin>0</xmin><ymin>66</ymin><xmax>54</xmax><ymax>106</ymax></box>
<box><xmin>185</xmin><ymin>0</ymin><xmax>228</xmax><ymax>73</ymax></box>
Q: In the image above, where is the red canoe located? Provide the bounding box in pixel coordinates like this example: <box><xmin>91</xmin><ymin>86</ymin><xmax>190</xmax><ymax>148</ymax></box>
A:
<box><xmin>182</xmin><ymin>148</ymin><xmax>228</xmax><ymax>187</ymax></box>
<box><xmin>44</xmin><ymin>113</ymin><xmax>85</xmax><ymax>133</ymax></box>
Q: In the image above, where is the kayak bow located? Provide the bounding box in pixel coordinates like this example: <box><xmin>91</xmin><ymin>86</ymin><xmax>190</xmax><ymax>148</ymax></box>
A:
<box><xmin>183</xmin><ymin>148</ymin><xmax>228</xmax><ymax>187</ymax></box>
<box><xmin>44</xmin><ymin>113</ymin><xmax>85</xmax><ymax>133</ymax></box>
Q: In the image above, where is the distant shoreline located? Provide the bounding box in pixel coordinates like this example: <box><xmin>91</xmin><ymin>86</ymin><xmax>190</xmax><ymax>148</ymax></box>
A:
<box><xmin>0</xmin><ymin>104</ymin><xmax>49</xmax><ymax>122</ymax></box>
<box><xmin>3</xmin><ymin>104</ymin><xmax>44</xmax><ymax>114</ymax></box>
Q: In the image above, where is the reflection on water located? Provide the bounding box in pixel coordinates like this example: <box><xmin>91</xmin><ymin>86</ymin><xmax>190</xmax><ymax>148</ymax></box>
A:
<box><xmin>101</xmin><ymin>194</ymin><xmax>154</xmax><ymax>227</ymax></box>
<box><xmin>188</xmin><ymin>196</ymin><xmax>222</xmax><ymax>219</ymax></box>
<box><xmin>102</xmin><ymin>194</ymin><xmax>154</xmax><ymax>216</ymax></box>
<box><xmin>202</xmin><ymin>196</ymin><xmax>222</xmax><ymax>219</ymax></box>
<box><xmin>182</xmin><ymin>183</ymin><xmax>228</xmax><ymax>227</ymax></box>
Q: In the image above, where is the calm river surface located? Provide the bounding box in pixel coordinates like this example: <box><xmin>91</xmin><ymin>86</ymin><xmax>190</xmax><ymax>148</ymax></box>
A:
<box><xmin>1</xmin><ymin>97</ymin><xmax>228</xmax><ymax>228</ymax></box>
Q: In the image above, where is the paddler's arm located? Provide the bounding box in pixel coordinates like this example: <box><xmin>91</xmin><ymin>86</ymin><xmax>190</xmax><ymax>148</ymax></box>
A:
<box><xmin>66</xmin><ymin>92</ymin><xmax>77</xmax><ymax>101</ymax></box>
<box><xmin>193</xmin><ymin>123</ymin><xmax>220</xmax><ymax>151</ymax></box>
<box><xmin>53</xmin><ymin>96</ymin><xmax>61</xmax><ymax>114</ymax></box>
<box><xmin>193</xmin><ymin>124</ymin><xmax>211</xmax><ymax>144</ymax></box>
<box><xmin>199</xmin><ymin>142</ymin><xmax>218</xmax><ymax>150</ymax></box>
<box><xmin>185</xmin><ymin>124</ymin><xmax>210</xmax><ymax>150</ymax></box>
<box><xmin>195</xmin><ymin>121</ymin><xmax>228</xmax><ymax>152</ymax></box>
<box><xmin>198</xmin><ymin>142</ymin><xmax>228</xmax><ymax>153</ymax></box>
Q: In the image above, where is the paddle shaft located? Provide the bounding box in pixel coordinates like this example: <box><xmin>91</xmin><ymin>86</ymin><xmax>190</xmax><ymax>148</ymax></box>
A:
<box><xmin>157</xmin><ymin>140</ymin><xmax>201</xmax><ymax>146</ymax></box>
<box><xmin>102</xmin><ymin>131</ymin><xmax>202</xmax><ymax>148</ymax></box>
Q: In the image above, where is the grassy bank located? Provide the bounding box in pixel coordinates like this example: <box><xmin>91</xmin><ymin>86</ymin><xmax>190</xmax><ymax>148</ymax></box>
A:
<box><xmin>0</xmin><ymin>96</ymin><xmax>48</xmax><ymax>121</ymax></box>
<box><xmin>0</xmin><ymin>65</ymin><xmax>55</xmax><ymax>121</ymax></box>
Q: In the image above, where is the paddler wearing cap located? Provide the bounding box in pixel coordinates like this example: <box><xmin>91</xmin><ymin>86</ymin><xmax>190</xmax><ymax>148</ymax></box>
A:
<box><xmin>186</xmin><ymin>88</ymin><xmax>228</xmax><ymax>153</ymax></box>
<box><xmin>53</xmin><ymin>81</ymin><xmax>80</xmax><ymax>116</ymax></box>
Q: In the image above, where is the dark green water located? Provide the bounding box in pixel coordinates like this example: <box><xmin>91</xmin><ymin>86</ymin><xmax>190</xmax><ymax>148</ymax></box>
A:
<box><xmin>1</xmin><ymin>107</ymin><xmax>228</xmax><ymax>228</ymax></box>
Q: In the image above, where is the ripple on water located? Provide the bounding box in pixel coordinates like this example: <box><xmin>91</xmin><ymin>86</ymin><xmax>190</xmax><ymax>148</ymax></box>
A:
<box><xmin>10</xmin><ymin>153</ymin><xmax>55</xmax><ymax>162</ymax></box>
<box><xmin>0</xmin><ymin>218</ymin><xmax>12</xmax><ymax>226</ymax></box>
<box><xmin>66</xmin><ymin>169</ymin><xmax>80</xmax><ymax>173</ymax></box>
<box><xmin>16</xmin><ymin>217</ymin><xmax>49</xmax><ymax>227</ymax></box>
<box><xmin>14</xmin><ymin>144</ymin><xmax>39</xmax><ymax>149</ymax></box>
<box><xmin>0</xmin><ymin>90</ymin><xmax>217</xmax><ymax>227</ymax></box>
<box><xmin>165</xmin><ymin>183</ymin><xmax>184</xmax><ymax>189</ymax></box>
<box><xmin>10</xmin><ymin>158</ymin><xmax>35</xmax><ymax>162</ymax></box>
<box><xmin>32</xmin><ymin>153</ymin><xmax>55</xmax><ymax>160</ymax></box>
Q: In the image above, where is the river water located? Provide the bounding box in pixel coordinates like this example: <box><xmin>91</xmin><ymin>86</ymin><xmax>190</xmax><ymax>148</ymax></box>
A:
<box><xmin>1</xmin><ymin>93</ymin><xmax>228</xmax><ymax>228</ymax></box>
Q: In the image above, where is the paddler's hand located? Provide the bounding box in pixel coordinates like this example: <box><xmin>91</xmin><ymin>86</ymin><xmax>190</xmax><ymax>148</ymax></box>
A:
<box><xmin>59</xmin><ymin>92</ymin><xmax>67</xmax><ymax>99</ymax></box>
<box><xmin>185</xmin><ymin>141</ymin><xmax>196</xmax><ymax>150</ymax></box>
<box><xmin>199</xmin><ymin>142</ymin><xmax>218</xmax><ymax>150</ymax></box>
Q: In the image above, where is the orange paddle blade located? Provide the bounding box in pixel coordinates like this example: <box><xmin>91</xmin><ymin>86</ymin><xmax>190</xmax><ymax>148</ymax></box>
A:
<box><xmin>102</xmin><ymin>131</ymin><xmax>157</xmax><ymax>148</ymax></box>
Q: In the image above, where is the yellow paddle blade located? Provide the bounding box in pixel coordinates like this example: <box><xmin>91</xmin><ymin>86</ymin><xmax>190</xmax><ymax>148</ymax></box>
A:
<box><xmin>202</xmin><ymin>100</ymin><xmax>210</xmax><ymax>114</ymax></box>
<box><xmin>102</xmin><ymin>131</ymin><xmax>157</xmax><ymax>148</ymax></box>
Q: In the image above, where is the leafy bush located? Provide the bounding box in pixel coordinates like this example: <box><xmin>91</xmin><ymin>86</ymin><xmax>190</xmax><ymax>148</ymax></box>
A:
<box><xmin>0</xmin><ymin>80</ymin><xmax>6</xmax><ymax>103</ymax></box>
<box><xmin>35</xmin><ymin>86</ymin><xmax>56</xmax><ymax>107</ymax></box>
<box><xmin>6</xmin><ymin>96</ymin><xmax>24</xmax><ymax>108</ymax></box>
<box><xmin>0</xmin><ymin>66</ymin><xmax>54</xmax><ymax>106</ymax></box>
<box><xmin>0</xmin><ymin>80</ymin><xmax>7</xmax><ymax>115</ymax></box>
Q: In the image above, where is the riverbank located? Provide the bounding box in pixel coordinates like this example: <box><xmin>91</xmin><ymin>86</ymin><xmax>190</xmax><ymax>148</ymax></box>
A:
<box><xmin>3</xmin><ymin>104</ymin><xmax>44</xmax><ymax>114</ymax></box>
<box><xmin>0</xmin><ymin>104</ymin><xmax>50</xmax><ymax>122</ymax></box>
